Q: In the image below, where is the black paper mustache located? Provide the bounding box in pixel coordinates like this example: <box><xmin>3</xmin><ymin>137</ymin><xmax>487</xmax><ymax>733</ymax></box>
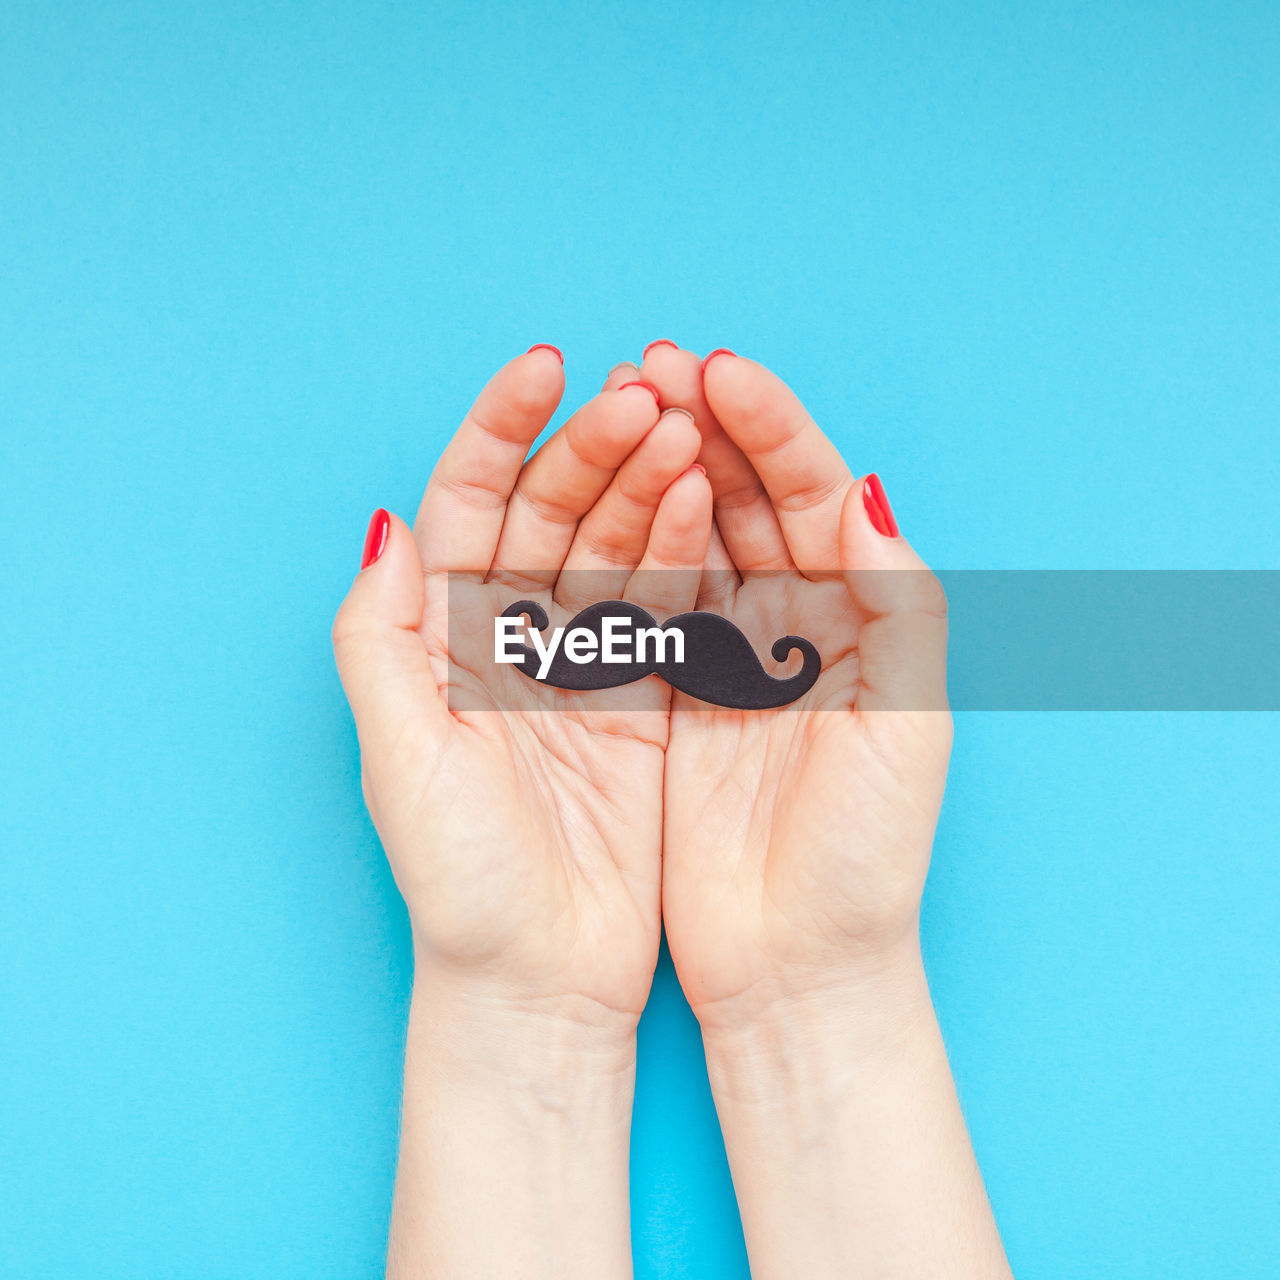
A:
<box><xmin>499</xmin><ymin>600</ymin><xmax>821</xmax><ymax>710</ymax></box>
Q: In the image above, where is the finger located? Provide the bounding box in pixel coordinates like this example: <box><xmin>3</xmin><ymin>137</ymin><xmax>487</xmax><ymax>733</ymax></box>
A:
<box><xmin>413</xmin><ymin>346</ymin><xmax>565</xmax><ymax>575</ymax></box>
<box><xmin>639</xmin><ymin>342</ymin><xmax>792</xmax><ymax>573</ymax></box>
<box><xmin>701</xmin><ymin>351</ymin><xmax>853</xmax><ymax>572</ymax></box>
<box><xmin>696</xmin><ymin>521</ymin><xmax>741</xmax><ymax>611</ymax></box>
<box><xmin>332</xmin><ymin>511</ymin><xmax>449</xmax><ymax>764</ymax></box>
<box><xmin>601</xmin><ymin>360</ymin><xmax>640</xmax><ymax>392</ymax></box>
<box><xmin>558</xmin><ymin>408</ymin><xmax>703</xmax><ymax>607</ymax></box>
<box><xmin>623</xmin><ymin>466</ymin><xmax>714</xmax><ymax>618</ymax></box>
<box><xmin>489</xmin><ymin>382</ymin><xmax>662</xmax><ymax>587</ymax></box>
<box><xmin>839</xmin><ymin>476</ymin><xmax>949</xmax><ymax>715</ymax></box>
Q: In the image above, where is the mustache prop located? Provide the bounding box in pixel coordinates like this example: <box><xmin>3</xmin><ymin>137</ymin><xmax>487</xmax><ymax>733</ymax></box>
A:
<box><xmin>497</xmin><ymin>600</ymin><xmax>821</xmax><ymax>710</ymax></box>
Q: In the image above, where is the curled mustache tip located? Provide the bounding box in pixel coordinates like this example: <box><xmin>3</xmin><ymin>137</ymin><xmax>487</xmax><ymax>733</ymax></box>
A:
<box><xmin>502</xmin><ymin>599</ymin><xmax>549</xmax><ymax>630</ymax></box>
<box><xmin>774</xmin><ymin>635</ymin><xmax>821</xmax><ymax>676</ymax></box>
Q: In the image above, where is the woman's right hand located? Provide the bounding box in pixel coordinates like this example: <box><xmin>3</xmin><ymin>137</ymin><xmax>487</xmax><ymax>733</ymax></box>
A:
<box><xmin>637</xmin><ymin>344</ymin><xmax>952</xmax><ymax>1034</ymax></box>
<box><xmin>636</xmin><ymin>341</ymin><xmax>1009</xmax><ymax>1280</ymax></box>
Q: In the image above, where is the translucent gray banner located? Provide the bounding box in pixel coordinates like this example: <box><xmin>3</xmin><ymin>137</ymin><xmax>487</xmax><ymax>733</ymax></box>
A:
<box><xmin>444</xmin><ymin>571</ymin><xmax>1280</xmax><ymax>712</ymax></box>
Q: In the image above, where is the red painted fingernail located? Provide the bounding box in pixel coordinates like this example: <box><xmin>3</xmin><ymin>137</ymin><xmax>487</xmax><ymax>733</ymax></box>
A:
<box><xmin>700</xmin><ymin>348</ymin><xmax>736</xmax><ymax>374</ymax></box>
<box><xmin>619</xmin><ymin>380</ymin><xmax>662</xmax><ymax>407</ymax></box>
<box><xmin>361</xmin><ymin>508</ymin><xmax>391</xmax><ymax>568</ymax></box>
<box><xmin>527</xmin><ymin>343</ymin><xmax>564</xmax><ymax>364</ymax></box>
<box><xmin>644</xmin><ymin>339</ymin><xmax>678</xmax><ymax>358</ymax></box>
<box><xmin>862</xmin><ymin>473</ymin><xmax>900</xmax><ymax>538</ymax></box>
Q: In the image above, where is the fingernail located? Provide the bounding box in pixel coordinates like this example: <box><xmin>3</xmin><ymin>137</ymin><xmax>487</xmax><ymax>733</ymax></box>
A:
<box><xmin>527</xmin><ymin>343</ymin><xmax>564</xmax><ymax>364</ymax></box>
<box><xmin>690</xmin><ymin>462</ymin><xmax>707</xmax><ymax>476</ymax></box>
<box><xmin>700</xmin><ymin>348</ymin><xmax>736</xmax><ymax>373</ymax></box>
<box><xmin>644</xmin><ymin>339</ymin><xmax>678</xmax><ymax>358</ymax></box>
<box><xmin>862</xmin><ymin>473</ymin><xmax>900</xmax><ymax>538</ymax></box>
<box><xmin>609</xmin><ymin>361</ymin><xmax>640</xmax><ymax>378</ymax></box>
<box><xmin>361</xmin><ymin>508</ymin><xmax>391</xmax><ymax>568</ymax></box>
<box><xmin>619</xmin><ymin>380</ymin><xmax>662</xmax><ymax>407</ymax></box>
<box><xmin>659</xmin><ymin>406</ymin><xmax>695</xmax><ymax>422</ymax></box>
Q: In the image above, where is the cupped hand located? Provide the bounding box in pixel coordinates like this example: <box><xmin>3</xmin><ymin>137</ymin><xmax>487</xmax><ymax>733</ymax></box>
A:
<box><xmin>637</xmin><ymin>343</ymin><xmax>952</xmax><ymax>1033</ymax></box>
<box><xmin>333</xmin><ymin>350</ymin><xmax>711</xmax><ymax>1033</ymax></box>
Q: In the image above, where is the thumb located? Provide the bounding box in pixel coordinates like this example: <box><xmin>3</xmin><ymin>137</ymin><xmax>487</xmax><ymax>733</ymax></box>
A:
<box><xmin>332</xmin><ymin>509</ymin><xmax>448</xmax><ymax>758</ymax></box>
<box><xmin>839</xmin><ymin>476</ymin><xmax>949</xmax><ymax>714</ymax></box>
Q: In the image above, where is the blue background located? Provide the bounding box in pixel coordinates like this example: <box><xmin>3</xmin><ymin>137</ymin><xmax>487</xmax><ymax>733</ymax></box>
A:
<box><xmin>2</xmin><ymin>2</ymin><xmax>1277</xmax><ymax>1276</ymax></box>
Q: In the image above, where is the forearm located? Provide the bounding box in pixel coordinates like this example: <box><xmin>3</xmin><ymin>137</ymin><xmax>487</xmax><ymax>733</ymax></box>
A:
<box><xmin>702</xmin><ymin>946</ymin><xmax>1011</xmax><ymax>1280</ymax></box>
<box><xmin>387</xmin><ymin>972</ymin><xmax>638</xmax><ymax>1280</ymax></box>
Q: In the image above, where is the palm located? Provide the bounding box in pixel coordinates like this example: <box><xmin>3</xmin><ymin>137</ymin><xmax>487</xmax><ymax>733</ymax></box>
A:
<box><xmin>336</xmin><ymin>348</ymin><xmax>711</xmax><ymax>1024</ymax></box>
<box><xmin>628</xmin><ymin>343</ymin><xmax>951</xmax><ymax>1024</ymax></box>
<box><xmin>386</xmin><ymin>575</ymin><xmax>669</xmax><ymax>1016</ymax></box>
<box><xmin>662</xmin><ymin>575</ymin><xmax>937</xmax><ymax>1014</ymax></box>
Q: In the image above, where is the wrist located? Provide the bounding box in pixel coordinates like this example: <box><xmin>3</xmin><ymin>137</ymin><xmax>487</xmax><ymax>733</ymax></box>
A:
<box><xmin>391</xmin><ymin>965</ymin><xmax>637</xmax><ymax>1279</ymax></box>
<box><xmin>698</xmin><ymin>938</ymin><xmax>934</xmax><ymax>1110</ymax></box>
<box><xmin>407</xmin><ymin>966</ymin><xmax>639</xmax><ymax>1115</ymax></box>
<box><xmin>691</xmin><ymin>944</ymin><xmax>1011</xmax><ymax>1280</ymax></box>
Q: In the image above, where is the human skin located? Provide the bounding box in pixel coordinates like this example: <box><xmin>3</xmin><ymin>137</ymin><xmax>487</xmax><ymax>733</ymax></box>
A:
<box><xmin>640</xmin><ymin>340</ymin><xmax>1012</xmax><ymax>1278</ymax></box>
<box><xmin>333</xmin><ymin>348</ymin><xmax>711</xmax><ymax>1279</ymax></box>
<box><xmin>333</xmin><ymin>343</ymin><xmax>1011</xmax><ymax>1278</ymax></box>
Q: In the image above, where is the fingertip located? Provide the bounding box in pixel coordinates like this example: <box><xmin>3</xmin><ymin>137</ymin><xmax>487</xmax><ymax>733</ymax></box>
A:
<box><xmin>629</xmin><ymin>462</ymin><xmax>714</xmax><ymax>610</ymax></box>
<box><xmin>618</xmin><ymin>379</ymin><xmax>662</xmax><ymax>409</ymax></box>
<box><xmin>699</xmin><ymin>349</ymin><xmax>759</xmax><ymax>419</ymax></box>
<box><xmin>699</xmin><ymin>350</ymin><xmax>778</xmax><ymax>436</ymax></box>
<box><xmin>840</xmin><ymin>478</ymin><xmax>935</xmax><ymax>589</ymax></box>
<box><xmin>659</xmin><ymin>464</ymin><xmax>715</xmax><ymax>579</ymax></box>
<box><xmin>839</xmin><ymin>481</ymin><xmax>948</xmax><ymax>712</ymax></box>
<box><xmin>602</xmin><ymin>360</ymin><xmax>640</xmax><ymax>391</ymax></box>
<box><xmin>673</xmin><ymin>456</ymin><xmax>710</xmax><ymax>484</ymax></box>
<box><xmin>641</xmin><ymin>341</ymin><xmax>690</xmax><ymax>374</ymax></box>
<box><xmin>641</xmin><ymin>341</ymin><xmax>697</xmax><ymax>382</ymax></box>
<box><xmin>483</xmin><ymin>347</ymin><xmax>565</xmax><ymax>427</ymax></box>
<box><xmin>638</xmin><ymin>344</ymin><xmax>710</xmax><ymax>427</ymax></box>
<box><xmin>700</xmin><ymin>347</ymin><xmax>736</xmax><ymax>375</ymax></box>
<box><xmin>841</xmin><ymin>475</ymin><xmax>908</xmax><ymax>558</ymax></box>
<box><xmin>333</xmin><ymin>509</ymin><xmax>444</xmax><ymax>742</ymax></box>
<box><xmin>336</xmin><ymin>509</ymin><xmax>426</xmax><ymax>647</ymax></box>
<box><xmin>651</xmin><ymin>405</ymin><xmax>699</xmax><ymax>452</ymax></box>
<box><xmin>360</xmin><ymin>507</ymin><xmax>391</xmax><ymax>570</ymax></box>
<box><xmin>359</xmin><ymin>506</ymin><xmax>417</xmax><ymax>576</ymax></box>
<box><xmin>526</xmin><ymin>343</ymin><xmax>564</xmax><ymax>365</ymax></box>
<box><xmin>523</xmin><ymin>347</ymin><xmax>567</xmax><ymax>392</ymax></box>
<box><xmin>664</xmin><ymin>460</ymin><xmax>714</xmax><ymax>523</ymax></box>
<box><xmin>862</xmin><ymin>472</ymin><xmax>900</xmax><ymax>539</ymax></box>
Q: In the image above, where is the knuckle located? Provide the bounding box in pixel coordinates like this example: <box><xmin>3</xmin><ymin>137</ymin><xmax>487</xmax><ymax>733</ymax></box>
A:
<box><xmin>438</xmin><ymin>470</ymin><xmax>505</xmax><ymax>511</ymax></box>
<box><xmin>516</xmin><ymin>485</ymin><xmax>579</xmax><ymax>528</ymax></box>
<box><xmin>774</xmin><ymin>473</ymin><xmax>847</xmax><ymax>515</ymax></box>
<box><xmin>331</xmin><ymin>605</ymin><xmax>373</xmax><ymax>661</ymax></box>
<box><xmin>918</xmin><ymin>570</ymin><xmax>949</xmax><ymax>620</ymax></box>
<box><xmin>714</xmin><ymin>477</ymin><xmax>766</xmax><ymax>512</ymax></box>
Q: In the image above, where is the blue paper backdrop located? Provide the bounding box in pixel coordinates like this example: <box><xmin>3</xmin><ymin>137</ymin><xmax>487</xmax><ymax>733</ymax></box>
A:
<box><xmin>2</xmin><ymin>3</ymin><xmax>1277</xmax><ymax>1277</ymax></box>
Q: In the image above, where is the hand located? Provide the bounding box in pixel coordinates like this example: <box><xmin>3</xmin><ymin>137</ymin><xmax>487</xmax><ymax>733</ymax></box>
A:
<box><xmin>637</xmin><ymin>344</ymin><xmax>951</xmax><ymax>1033</ymax></box>
<box><xmin>332</xmin><ymin>347</ymin><xmax>712</xmax><ymax>1279</ymax></box>
<box><xmin>333</xmin><ymin>348</ymin><xmax>711</xmax><ymax>1032</ymax></box>
<box><xmin>636</xmin><ymin>342</ymin><xmax>1008</xmax><ymax>1280</ymax></box>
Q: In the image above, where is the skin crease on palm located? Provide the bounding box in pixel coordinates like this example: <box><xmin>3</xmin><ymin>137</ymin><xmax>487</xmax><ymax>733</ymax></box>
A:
<box><xmin>332</xmin><ymin>342</ymin><xmax>1010</xmax><ymax>1280</ymax></box>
